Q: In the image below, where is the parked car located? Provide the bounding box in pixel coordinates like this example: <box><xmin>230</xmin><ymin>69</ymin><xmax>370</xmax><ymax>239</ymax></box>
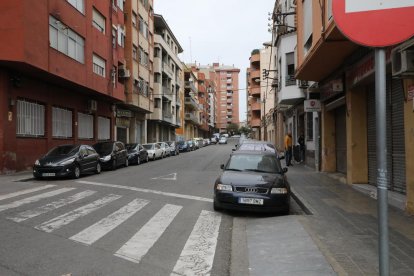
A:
<box><xmin>143</xmin><ymin>143</ymin><xmax>163</xmax><ymax>160</ymax></box>
<box><xmin>126</xmin><ymin>143</ymin><xmax>149</xmax><ymax>165</ymax></box>
<box><xmin>157</xmin><ymin>142</ymin><xmax>170</xmax><ymax>157</ymax></box>
<box><xmin>93</xmin><ymin>141</ymin><xmax>128</xmax><ymax>170</ymax></box>
<box><xmin>33</xmin><ymin>144</ymin><xmax>101</xmax><ymax>179</ymax></box>
<box><xmin>213</xmin><ymin>151</ymin><xmax>290</xmax><ymax>214</ymax></box>
<box><xmin>218</xmin><ymin>136</ymin><xmax>228</xmax><ymax>144</ymax></box>
<box><xmin>187</xmin><ymin>140</ymin><xmax>195</xmax><ymax>151</ymax></box>
<box><xmin>193</xmin><ymin>138</ymin><xmax>200</xmax><ymax>149</ymax></box>
<box><xmin>211</xmin><ymin>137</ymin><xmax>218</xmax><ymax>144</ymax></box>
<box><xmin>167</xmin><ymin>141</ymin><xmax>179</xmax><ymax>156</ymax></box>
<box><xmin>177</xmin><ymin>141</ymin><xmax>190</xmax><ymax>152</ymax></box>
<box><xmin>235</xmin><ymin>140</ymin><xmax>283</xmax><ymax>159</ymax></box>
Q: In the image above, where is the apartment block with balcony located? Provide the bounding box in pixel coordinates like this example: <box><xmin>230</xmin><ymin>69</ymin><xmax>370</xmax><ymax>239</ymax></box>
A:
<box><xmin>247</xmin><ymin>49</ymin><xmax>262</xmax><ymax>139</ymax></box>
<box><xmin>121</xmin><ymin>0</ymin><xmax>155</xmax><ymax>144</ymax></box>
<box><xmin>147</xmin><ymin>14</ymin><xmax>183</xmax><ymax>142</ymax></box>
<box><xmin>183</xmin><ymin>68</ymin><xmax>200</xmax><ymax>139</ymax></box>
<box><xmin>0</xmin><ymin>0</ymin><xmax>126</xmax><ymax>172</ymax></box>
<box><xmin>295</xmin><ymin>0</ymin><xmax>414</xmax><ymax>214</ymax></box>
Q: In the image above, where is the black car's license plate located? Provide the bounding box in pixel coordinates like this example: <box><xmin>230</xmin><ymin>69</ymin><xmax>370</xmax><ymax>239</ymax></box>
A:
<box><xmin>238</xmin><ymin>198</ymin><xmax>264</xmax><ymax>205</ymax></box>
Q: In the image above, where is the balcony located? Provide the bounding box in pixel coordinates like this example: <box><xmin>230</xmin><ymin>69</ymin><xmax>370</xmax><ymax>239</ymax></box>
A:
<box><xmin>162</xmin><ymin>86</ymin><xmax>173</xmax><ymax>101</ymax></box>
<box><xmin>250</xmin><ymin>69</ymin><xmax>260</xmax><ymax>81</ymax></box>
<box><xmin>162</xmin><ymin>62</ymin><xmax>174</xmax><ymax>78</ymax></box>
<box><xmin>184</xmin><ymin>96</ymin><xmax>199</xmax><ymax>111</ymax></box>
<box><xmin>251</xmin><ymin>101</ymin><xmax>261</xmax><ymax>111</ymax></box>
<box><xmin>285</xmin><ymin>75</ymin><xmax>297</xmax><ymax>86</ymax></box>
<box><xmin>162</xmin><ymin>111</ymin><xmax>173</xmax><ymax>124</ymax></box>
<box><xmin>250</xmin><ymin>117</ymin><xmax>261</xmax><ymax>128</ymax></box>
<box><xmin>250</xmin><ymin>86</ymin><xmax>260</xmax><ymax>95</ymax></box>
<box><xmin>250</xmin><ymin>52</ymin><xmax>260</xmax><ymax>65</ymax></box>
<box><xmin>185</xmin><ymin>81</ymin><xmax>197</xmax><ymax>93</ymax></box>
<box><xmin>185</xmin><ymin>113</ymin><xmax>200</xmax><ymax>125</ymax></box>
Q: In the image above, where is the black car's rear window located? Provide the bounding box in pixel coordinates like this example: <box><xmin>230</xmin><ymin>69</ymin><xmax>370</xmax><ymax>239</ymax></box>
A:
<box><xmin>226</xmin><ymin>154</ymin><xmax>282</xmax><ymax>173</ymax></box>
<box><xmin>47</xmin><ymin>145</ymin><xmax>79</xmax><ymax>156</ymax></box>
<box><xmin>126</xmin><ymin>143</ymin><xmax>137</xmax><ymax>151</ymax></box>
<box><xmin>93</xmin><ymin>142</ymin><xmax>114</xmax><ymax>155</ymax></box>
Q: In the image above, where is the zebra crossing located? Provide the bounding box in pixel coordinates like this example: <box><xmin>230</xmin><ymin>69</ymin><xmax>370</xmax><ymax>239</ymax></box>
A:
<box><xmin>0</xmin><ymin>185</ymin><xmax>222</xmax><ymax>275</ymax></box>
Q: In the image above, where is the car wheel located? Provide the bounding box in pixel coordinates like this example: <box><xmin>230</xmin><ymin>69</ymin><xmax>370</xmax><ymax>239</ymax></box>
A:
<box><xmin>125</xmin><ymin>158</ymin><xmax>129</xmax><ymax>167</ymax></box>
<box><xmin>213</xmin><ymin>199</ymin><xmax>221</xmax><ymax>211</ymax></box>
<box><xmin>137</xmin><ymin>157</ymin><xmax>140</xmax><ymax>165</ymax></box>
<box><xmin>146</xmin><ymin>155</ymin><xmax>149</xmax><ymax>163</ymax></box>
<box><xmin>95</xmin><ymin>162</ymin><xmax>101</xmax><ymax>174</ymax></box>
<box><xmin>73</xmin><ymin>164</ymin><xmax>81</xmax><ymax>179</ymax></box>
<box><xmin>112</xmin><ymin>159</ymin><xmax>117</xmax><ymax>170</ymax></box>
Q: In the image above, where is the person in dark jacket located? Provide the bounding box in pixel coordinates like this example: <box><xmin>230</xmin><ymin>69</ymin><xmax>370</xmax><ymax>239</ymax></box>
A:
<box><xmin>298</xmin><ymin>134</ymin><xmax>305</xmax><ymax>163</ymax></box>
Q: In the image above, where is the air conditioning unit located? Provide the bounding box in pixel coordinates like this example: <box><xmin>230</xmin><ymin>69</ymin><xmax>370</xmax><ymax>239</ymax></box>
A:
<box><xmin>392</xmin><ymin>48</ymin><xmax>414</xmax><ymax>77</ymax></box>
<box><xmin>88</xmin><ymin>100</ymin><xmax>97</xmax><ymax>112</ymax></box>
<box><xmin>118</xmin><ymin>67</ymin><xmax>131</xmax><ymax>78</ymax></box>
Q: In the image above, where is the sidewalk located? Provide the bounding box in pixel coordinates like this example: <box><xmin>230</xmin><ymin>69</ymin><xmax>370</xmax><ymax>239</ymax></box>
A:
<box><xmin>240</xmin><ymin>164</ymin><xmax>414</xmax><ymax>276</ymax></box>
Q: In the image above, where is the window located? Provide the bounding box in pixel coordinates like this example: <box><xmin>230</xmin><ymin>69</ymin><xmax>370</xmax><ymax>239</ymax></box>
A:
<box><xmin>140</xmin><ymin>0</ymin><xmax>149</xmax><ymax>9</ymax></box>
<box><xmin>117</xmin><ymin>0</ymin><xmax>124</xmax><ymax>11</ymax></box>
<box><xmin>52</xmin><ymin>107</ymin><xmax>72</xmax><ymax>138</ymax></box>
<box><xmin>154</xmin><ymin>98</ymin><xmax>161</xmax><ymax>108</ymax></box>
<box><xmin>98</xmin><ymin>116</ymin><xmax>110</xmax><ymax>140</ymax></box>
<box><xmin>67</xmin><ymin>0</ymin><xmax>84</xmax><ymax>14</ymax></box>
<box><xmin>112</xmin><ymin>27</ymin><xmax>117</xmax><ymax>48</ymax></box>
<box><xmin>16</xmin><ymin>100</ymin><xmax>45</xmax><ymax>137</ymax></box>
<box><xmin>92</xmin><ymin>8</ymin><xmax>106</xmax><ymax>34</ymax></box>
<box><xmin>139</xmin><ymin>16</ymin><xmax>149</xmax><ymax>39</ymax></box>
<box><xmin>303</xmin><ymin>0</ymin><xmax>313</xmax><ymax>55</ymax></box>
<box><xmin>132</xmin><ymin>12</ymin><xmax>137</xmax><ymax>28</ymax></box>
<box><xmin>78</xmin><ymin>112</ymin><xmax>93</xmax><ymax>139</ymax></box>
<box><xmin>117</xmin><ymin>25</ymin><xmax>125</xmax><ymax>47</ymax></box>
<box><xmin>93</xmin><ymin>54</ymin><xmax>106</xmax><ymax>77</ymax></box>
<box><xmin>132</xmin><ymin>45</ymin><xmax>138</xmax><ymax>60</ymax></box>
<box><xmin>49</xmin><ymin>16</ymin><xmax>84</xmax><ymax>63</ymax></box>
<box><xmin>285</xmin><ymin>52</ymin><xmax>296</xmax><ymax>86</ymax></box>
<box><xmin>306</xmin><ymin>113</ymin><xmax>314</xmax><ymax>141</ymax></box>
<box><xmin>327</xmin><ymin>0</ymin><xmax>333</xmax><ymax>20</ymax></box>
<box><xmin>139</xmin><ymin>47</ymin><xmax>148</xmax><ymax>66</ymax></box>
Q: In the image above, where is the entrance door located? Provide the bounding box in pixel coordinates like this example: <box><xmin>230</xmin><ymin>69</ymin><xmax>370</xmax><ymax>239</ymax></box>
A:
<box><xmin>117</xmin><ymin>127</ymin><xmax>127</xmax><ymax>144</ymax></box>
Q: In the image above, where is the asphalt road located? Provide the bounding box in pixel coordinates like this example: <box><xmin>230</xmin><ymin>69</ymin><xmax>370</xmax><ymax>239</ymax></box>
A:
<box><xmin>0</xmin><ymin>138</ymin><xmax>302</xmax><ymax>276</ymax></box>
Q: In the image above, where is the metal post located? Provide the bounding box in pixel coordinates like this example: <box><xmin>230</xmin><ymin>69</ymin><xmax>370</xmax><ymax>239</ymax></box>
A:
<box><xmin>375</xmin><ymin>48</ymin><xmax>389</xmax><ymax>276</ymax></box>
<box><xmin>263</xmin><ymin>99</ymin><xmax>267</xmax><ymax>141</ymax></box>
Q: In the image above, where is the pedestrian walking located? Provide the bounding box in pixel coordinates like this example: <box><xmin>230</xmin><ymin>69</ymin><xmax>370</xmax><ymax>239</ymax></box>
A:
<box><xmin>298</xmin><ymin>133</ymin><xmax>305</xmax><ymax>163</ymax></box>
<box><xmin>284</xmin><ymin>132</ymin><xmax>292</xmax><ymax>166</ymax></box>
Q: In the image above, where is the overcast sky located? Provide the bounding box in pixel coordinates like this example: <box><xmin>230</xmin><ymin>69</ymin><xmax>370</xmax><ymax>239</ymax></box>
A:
<box><xmin>154</xmin><ymin>0</ymin><xmax>275</xmax><ymax>122</ymax></box>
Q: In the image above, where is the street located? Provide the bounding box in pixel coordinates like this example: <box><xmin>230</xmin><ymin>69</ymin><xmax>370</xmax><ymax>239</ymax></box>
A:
<box><xmin>0</xmin><ymin>138</ymin><xmax>302</xmax><ymax>276</ymax></box>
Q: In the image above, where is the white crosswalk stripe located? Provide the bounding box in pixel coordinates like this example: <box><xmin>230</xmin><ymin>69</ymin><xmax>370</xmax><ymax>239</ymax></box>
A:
<box><xmin>8</xmin><ymin>190</ymin><xmax>96</xmax><ymax>222</ymax></box>
<box><xmin>115</xmin><ymin>204</ymin><xmax>182</xmax><ymax>264</ymax></box>
<box><xmin>0</xmin><ymin>185</ymin><xmax>56</xmax><ymax>201</ymax></box>
<box><xmin>35</xmin><ymin>194</ymin><xmax>121</xmax><ymax>233</ymax></box>
<box><xmin>70</xmin><ymin>198</ymin><xmax>149</xmax><ymax>245</ymax></box>
<box><xmin>0</xmin><ymin>188</ymin><xmax>75</xmax><ymax>213</ymax></box>
<box><xmin>171</xmin><ymin>210</ymin><xmax>221</xmax><ymax>276</ymax></box>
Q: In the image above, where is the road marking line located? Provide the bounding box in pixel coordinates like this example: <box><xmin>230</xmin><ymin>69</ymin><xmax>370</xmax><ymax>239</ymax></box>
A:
<box><xmin>70</xmin><ymin>198</ymin><xmax>149</xmax><ymax>245</ymax></box>
<box><xmin>151</xmin><ymin>173</ymin><xmax>177</xmax><ymax>181</ymax></box>
<box><xmin>346</xmin><ymin>0</ymin><xmax>414</xmax><ymax>13</ymax></box>
<box><xmin>115</xmin><ymin>204</ymin><xmax>182</xmax><ymax>264</ymax></box>
<box><xmin>0</xmin><ymin>188</ymin><xmax>75</xmax><ymax>213</ymax></box>
<box><xmin>77</xmin><ymin>181</ymin><xmax>213</xmax><ymax>203</ymax></box>
<box><xmin>8</xmin><ymin>190</ymin><xmax>96</xmax><ymax>222</ymax></box>
<box><xmin>35</xmin><ymin>194</ymin><xmax>121</xmax><ymax>233</ymax></box>
<box><xmin>0</xmin><ymin>185</ymin><xmax>56</xmax><ymax>201</ymax></box>
<box><xmin>171</xmin><ymin>210</ymin><xmax>221</xmax><ymax>276</ymax></box>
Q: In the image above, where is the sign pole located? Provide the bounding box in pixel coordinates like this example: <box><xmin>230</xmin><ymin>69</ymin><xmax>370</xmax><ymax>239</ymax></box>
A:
<box><xmin>375</xmin><ymin>48</ymin><xmax>389</xmax><ymax>276</ymax></box>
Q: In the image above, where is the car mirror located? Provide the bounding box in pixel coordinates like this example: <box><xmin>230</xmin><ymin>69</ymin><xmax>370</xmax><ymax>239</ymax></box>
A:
<box><xmin>220</xmin><ymin>164</ymin><xmax>224</xmax><ymax>169</ymax></box>
<box><xmin>232</xmin><ymin>149</ymin><xmax>236</xmax><ymax>151</ymax></box>
<box><xmin>283</xmin><ymin>167</ymin><xmax>288</xmax><ymax>173</ymax></box>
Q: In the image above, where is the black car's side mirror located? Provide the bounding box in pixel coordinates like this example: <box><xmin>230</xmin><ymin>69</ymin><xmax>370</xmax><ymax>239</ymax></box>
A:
<box><xmin>283</xmin><ymin>167</ymin><xmax>288</xmax><ymax>173</ymax></box>
<box><xmin>220</xmin><ymin>164</ymin><xmax>225</xmax><ymax>169</ymax></box>
<box><xmin>232</xmin><ymin>149</ymin><xmax>236</xmax><ymax>151</ymax></box>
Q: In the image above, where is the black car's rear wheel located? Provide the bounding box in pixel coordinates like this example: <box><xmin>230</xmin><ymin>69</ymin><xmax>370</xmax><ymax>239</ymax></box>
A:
<box><xmin>112</xmin><ymin>159</ymin><xmax>117</xmax><ymax>170</ymax></box>
<box><xmin>213</xmin><ymin>199</ymin><xmax>221</xmax><ymax>211</ymax></box>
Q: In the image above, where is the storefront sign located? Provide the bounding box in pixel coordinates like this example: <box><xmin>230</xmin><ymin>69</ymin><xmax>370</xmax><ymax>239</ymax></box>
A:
<box><xmin>116</xmin><ymin>109</ymin><xmax>132</xmax><ymax>118</ymax></box>
<box><xmin>304</xmin><ymin>100</ymin><xmax>321</xmax><ymax>112</ymax></box>
<box><xmin>320</xmin><ymin>78</ymin><xmax>344</xmax><ymax>102</ymax></box>
<box><xmin>407</xmin><ymin>84</ymin><xmax>414</xmax><ymax>101</ymax></box>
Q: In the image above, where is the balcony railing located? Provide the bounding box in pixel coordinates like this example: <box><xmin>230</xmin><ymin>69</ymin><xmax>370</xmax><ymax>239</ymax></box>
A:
<box><xmin>162</xmin><ymin>86</ymin><xmax>173</xmax><ymax>100</ymax></box>
<box><xmin>185</xmin><ymin>81</ymin><xmax>197</xmax><ymax>93</ymax></box>
<box><xmin>184</xmin><ymin>97</ymin><xmax>199</xmax><ymax>110</ymax></box>
<box><xmin>162</xmin><ymin>62</ymin><xmax>174</xmax><ymax>77</ymax></box>
<box><xmin>162</xmin><ymin>111</ymin><xmax>173</xmax><ymax>123</ymax></box>
<box><xmin>285</xmin><ymin>75</ymin><xmax>296</xmax><ymax>86</ymax></box>
<box><xmin>184</xmin><ymin>113</ymin><xmax>200</xmax><ymax>125</ymax></box>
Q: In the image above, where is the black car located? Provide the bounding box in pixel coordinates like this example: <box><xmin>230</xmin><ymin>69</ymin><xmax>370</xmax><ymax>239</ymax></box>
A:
<box><xmin>93</xmin><ymin>141</ymin><xmax>128</xmax><ymax>170</ymax></box>
<box><xmin>167</xmin><ymin>141</ymin><xmax>179</xmax><ymax>156</ymax></box>
<box><xmin>33</xmin><ymin>144</ymin><xmax>101</xmax><ymax>179</ymax></box>
<box><xmin>213</xmin><ymin>151</ymin><xmax>290</xmax><ymax>214</ymax></box>
<box><xmin>177</xmin><ymin>141</ymin><xmax>189</xmax><ymax>152</ymax></box>
<box><xmin>234</xmin><ymin>140</ymin><xmax>283</xmax><ymax>159</ymax></box>
<box><xmin>126</xmin><ymin>143</ymin><xmax>149</xmax><ymax>165</ymax></box>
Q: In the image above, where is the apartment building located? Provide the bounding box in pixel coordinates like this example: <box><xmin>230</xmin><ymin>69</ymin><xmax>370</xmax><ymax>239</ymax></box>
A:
<box><xmin>294</xmin><ymin>0</ymin><xmax>414</xmax><ymax>213</ymax></box>
<box><xmin>122</xmin><ymin>0</ymin><xmax>154</xmax><ymax>144</ymax></box>
<box><xmin>147</xmin><ymin>14</ymin><xmax>183</xmax><ymax>142</ymax></box>
<box><xmin>183</xmin><ymin>68</ymin><xmax>200</xmax><ymax>139</ymax></box>
<box><xmin>194</xmin><ymin>71</ymin><xmax>210</xmax><ymax>138</ymax></box>
<box><xmin>0</xmin><ymin>0</ymin><xmax>126</xmax><ymax>172</ymax></box>
<box><xmin>247</xmin><ymin>50</ymin><xmax>262</xmax><ymax>139</ymax></box>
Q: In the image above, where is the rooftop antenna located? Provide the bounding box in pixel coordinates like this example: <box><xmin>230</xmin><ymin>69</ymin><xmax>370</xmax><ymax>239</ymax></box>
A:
<box><xmin>189</xmin><ymin>36</ymin><xmax>192</xmax><ymax>63</ymax></box>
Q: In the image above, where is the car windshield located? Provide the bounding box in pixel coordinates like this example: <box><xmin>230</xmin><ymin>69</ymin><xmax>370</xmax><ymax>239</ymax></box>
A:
<box><xmin>177</xmin><ymin>141</ymin><xmax>184</xmax><ymax>145</ymax></box>
<box><xmin>126</xmin><ymin>143</ymin><xmax>137</xmax><ymax>151</ymax></box>
<box><xmin>46</xmin><ymin>145</ymin><xmax>79</xmax><ymax>156</ymax></box>
<box><xmin>93</xmin><ymin>142</ymin><xmax>114</xmax><ymax>155</ymax></box>
<box><xmin>143</xmin><ymin>144</ymin><xmax>154</xmax><ymax>150</ymax></box>
<box><xmin>226</xmin><ymin>154</ymin><xmax>282</xmax><ymax>173</ymax></box>
<box><xmin>238</xmin><ymin>144</ymin><xmax>276</xmax><ymax>153</ymax></box>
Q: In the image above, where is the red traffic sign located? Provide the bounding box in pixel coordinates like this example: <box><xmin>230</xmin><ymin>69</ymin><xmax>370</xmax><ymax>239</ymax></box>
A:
<box><xmin>333</xmin><ymin>0</ymin><xmax>414</xmax><ymax>47</ymax></box>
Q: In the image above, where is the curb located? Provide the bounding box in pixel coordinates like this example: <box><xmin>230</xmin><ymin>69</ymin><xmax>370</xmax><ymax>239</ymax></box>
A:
<box><xmin>290</xmin><ymin>186</ymin><xmax>315</xmax><ymax>215</ymax></box>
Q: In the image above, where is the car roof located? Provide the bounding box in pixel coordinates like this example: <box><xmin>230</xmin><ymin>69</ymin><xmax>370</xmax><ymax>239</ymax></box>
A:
<box><xmin>231</xmin><ymin>150</ymin><xmax>276</xmax><ymax>157</ymax></box>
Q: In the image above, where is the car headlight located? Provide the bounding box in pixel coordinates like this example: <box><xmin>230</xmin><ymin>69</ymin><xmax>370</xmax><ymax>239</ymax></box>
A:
<box><xmin>271</xmin><ymin>188</ymin><xmax>288</xmax><ymax>194</ymax></box>
<box><xmin>34</xmin><ymin>160</ymin><xmax>40</xmax><ymax>166</ymax></box>
<box><xmin>216</xmin><ymin>184</ymin><xmax>233</xmax><ymax>191</ymax></box>
<box><xmin>102</xmin><ymin>155</ymin><xmax>111</xmax><ymax>162</ymax></box>
<box><xmin>58</xmin><ymin>157</ymin><xmax>76</xmax><ymax>166</ymax></box>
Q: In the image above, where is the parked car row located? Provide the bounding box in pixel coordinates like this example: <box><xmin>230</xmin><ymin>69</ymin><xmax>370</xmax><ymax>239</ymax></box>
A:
<box><xmin>177</xmin><ymin>137</ymin><xmax>215</xmax><ymax>152</ymax></box>
<box><xmin>32</xmin><ymin>138</ymin><xmax>213</xmax><ymax>180</ymax></box>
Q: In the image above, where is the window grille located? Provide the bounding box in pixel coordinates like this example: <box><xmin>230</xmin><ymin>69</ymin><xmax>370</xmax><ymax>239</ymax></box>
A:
<box><xmin>93</xmin><ymin>54</ymin><xmax>106</xmax><ymax>77</ymax></box>
<box><xmin>78</xmin><ymin>112</ymin><xmax>94</xmax><ymax>139</ymax></box>
<box><xmin>16</xmin><ymin>100</ymin><xmax>45</xmax><ymax>137</ymax></box>
<box><xmin>98</xmin><ymin>116</ymin><xmax>110</xmax><ymax>140</ymax></box>
<box><xmin>52</xmin><ymin>107</ymin><xmax>72</xmax><ymax>138</ymax></box>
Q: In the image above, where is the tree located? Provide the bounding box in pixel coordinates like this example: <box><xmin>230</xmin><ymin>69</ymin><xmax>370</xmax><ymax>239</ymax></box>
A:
<box><xmin>226</xmin><ymin>123</ymin><xmax>239</xmax><ymax>135</ymax></box>
<box><xmin>239</xmin><ymin>126</ymin><xmax>252</xmax><ymax>135</ymax></box>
